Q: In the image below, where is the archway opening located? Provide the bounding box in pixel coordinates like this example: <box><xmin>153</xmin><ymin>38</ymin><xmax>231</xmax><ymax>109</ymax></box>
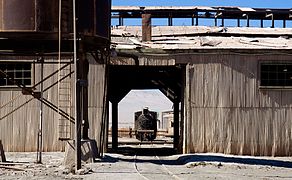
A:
<box><xmin>107</xmin><ymin>65</ymin><xmax>185</xmax><ymax>155</ymax></box>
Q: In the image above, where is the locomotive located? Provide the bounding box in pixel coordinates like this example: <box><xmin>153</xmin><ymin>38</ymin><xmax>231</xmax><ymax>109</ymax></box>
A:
<box><xmin>134</xmin><ymin>108</ymin><xmax>157</xmax><ymax>141</ymax></box>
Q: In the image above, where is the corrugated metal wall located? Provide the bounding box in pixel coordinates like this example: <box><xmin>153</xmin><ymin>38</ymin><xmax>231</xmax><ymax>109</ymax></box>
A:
<box><xmin>0</xmin><ymin>57</ymin><xmax>106</xmax><ymax>152</ymax></box>
<box><xmin>88</xmin><ymin>64</ymin><xmax>107</xmax><ymax>154</ymax></box>
<box><xmin>184</xmin><ymin>54</ymin><xmax>292</xmax><ymax>156</ymax></box>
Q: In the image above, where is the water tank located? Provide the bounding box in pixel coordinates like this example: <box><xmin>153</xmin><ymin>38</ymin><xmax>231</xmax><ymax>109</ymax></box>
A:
<box><xmin>0</xmin><ymin>0</ymin><xmax>59</xmax><ymax>32</ymax></box>
<box><xmin>78</xmin><ymin>0</ymin><xmax>110</xmax><ymax>40</ymax></box>
<box><xmin>0</xmin><ymin>0</ymin><xmax>110</xmax><ymax>40</ymax></box>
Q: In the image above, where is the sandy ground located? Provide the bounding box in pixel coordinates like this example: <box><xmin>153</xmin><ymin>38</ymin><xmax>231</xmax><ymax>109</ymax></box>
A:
<box><xmin>1</xmin><ymin>149</ymin><xmax>292</xmax><ymax>180</ymax></box>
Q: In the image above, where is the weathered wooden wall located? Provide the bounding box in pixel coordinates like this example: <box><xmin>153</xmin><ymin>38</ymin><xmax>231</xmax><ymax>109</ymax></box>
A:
<box><xmin>0</xmin><ymin>57</ymin><xmax>106</xmax><ymax>152</ymax></box>
<box><xmin>182</xmin><ymin>53</ymin><xmax>292</xmax><ymax>156</ymax></box>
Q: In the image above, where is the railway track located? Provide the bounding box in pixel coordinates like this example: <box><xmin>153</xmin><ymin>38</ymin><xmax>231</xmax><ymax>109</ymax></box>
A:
<box><xmin>133</xmin><ymin>144</ymin><xmax>181</xmax><ymax>180</ymax></box>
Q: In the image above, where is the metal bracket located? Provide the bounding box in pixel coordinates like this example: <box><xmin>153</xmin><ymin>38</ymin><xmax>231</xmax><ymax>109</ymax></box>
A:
<box><xmin>78</xmin><ymin>79</ymin><xmax>88</xmax><ymax>87</ymax></box>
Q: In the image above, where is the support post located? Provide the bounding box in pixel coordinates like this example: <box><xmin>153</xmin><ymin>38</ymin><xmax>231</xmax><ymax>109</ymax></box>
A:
<box><xmin>81</xmin><ymin>59</ymin><xmax>89</xmax><ymax>140</ymax></box>
<box><xmin>221</xmin><ymin>18</ymin><xmax>224</xmax><ymax>27</ymax></box>
<box><xmin>183</xmin><ymin>64</ymin><xmax>190</xmax><ymax>154</ymax></box>
<box><xmin>75</xmin><ymin>70</ymin><xmax>82</xmax><ymax>171</ymax></box>
<box><xmin>119</xmin><ymin>16</ymin><xmax>123</xmax><ymax>26</ymax></box>
<box><xmin>0</xmin><ymin>140</ymin><xmax>6</xmax><ymax>162</ymax></box>
<box><xmin>196</xmin><ymin>12</ymin><xmax>199</xmax><ymax>26</ymax></box>
<box><xmin>142</xmin><ymin>14</ymin><xmax>151</xmax><ymax>41</ymax></box>
<box><xmin>112</xmin><ymin>102</ymin><xmax>118</xmax><ymax>150</ymax></box>
<box><xmin>173</xmin><ymin>100</ymin><xmax>180</xmax><ymax>150</ymax></box>
<box><xmin>283</xmin><ymin>20</ymin><xmax>286</xmax><ymax>28</ymax></box>
<box><xmin>37</xmin><ymin>57</ymin><xmax>44</xmax><ymax>164</ymax></box>
<box><xmin>168</xmin><ymin>17</ymin><xmax>173</xmax><ymax>26</ymax></box>
<box><xmin>73</xmin><ymin>0</ymin><xmax>81</xmax><ymax>171</ymax></box>
<box><xmin>271</xmin><ymin>15</ymin><xmax>274</xmax><ymax>28</ymax></box>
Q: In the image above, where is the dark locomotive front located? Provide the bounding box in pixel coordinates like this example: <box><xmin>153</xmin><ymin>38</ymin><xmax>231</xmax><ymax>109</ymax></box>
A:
<box><xmin>134</xmin><ymin>108</ymin><xmax>157</xmax><ymax>141</ymax></box>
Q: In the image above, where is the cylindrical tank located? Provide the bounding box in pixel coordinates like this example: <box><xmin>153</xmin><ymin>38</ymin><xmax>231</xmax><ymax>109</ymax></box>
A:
<box><xmin>0</xmin><ymin>0</ymin><xmax>110</xmax><ymax>40</ymax></box>
<box><xmin>0</xmin><ymin>0</ymin><xmax>59</xmax><ymax>32</ymax></box>
<box><xmin>77</xmin><ymin>0</ymin><xmax>111</xmax><ymax>40</ymax></box>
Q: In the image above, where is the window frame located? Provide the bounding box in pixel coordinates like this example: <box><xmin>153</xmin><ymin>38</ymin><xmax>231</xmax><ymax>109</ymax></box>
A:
<box><xmin>0</xmin><ymin>62</ymin><xmax>33</xmax><ymax>89</ymax></box>
<box><xmin>259</xmin><ymin>61</ymin><xmax>292</xmax><ymax>90</ymax></box>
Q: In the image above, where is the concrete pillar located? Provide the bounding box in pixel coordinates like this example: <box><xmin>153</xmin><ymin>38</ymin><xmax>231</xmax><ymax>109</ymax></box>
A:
<box><xmin>112</xmin><ymin>102</ymin><xmax>118</xmax><ymax>150</ymax></box>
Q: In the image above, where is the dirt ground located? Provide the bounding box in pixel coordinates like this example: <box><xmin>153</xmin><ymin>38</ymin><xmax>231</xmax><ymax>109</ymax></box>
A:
<box><xmin>1</xmin><ymin>148</ymin><xmax>292</xmax><ymax>180</ymax></box>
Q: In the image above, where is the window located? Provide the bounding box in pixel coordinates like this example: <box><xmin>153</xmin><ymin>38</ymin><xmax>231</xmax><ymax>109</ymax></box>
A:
<box><xmin>260</xmin><ymin>63</ymin><xmax>292</xmax><ymax>87</ymax></box>
<box><xmin>0</xmin><ymin>63</ymin><xmax>32</xmax><ymax>87</ymax></box>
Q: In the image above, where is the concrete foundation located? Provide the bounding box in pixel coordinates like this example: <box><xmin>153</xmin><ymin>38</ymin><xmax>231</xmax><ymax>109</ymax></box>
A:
<box><xmin>63</xmin><ymin>139</ymin><xmax>98</xmax><ymax>167</ymax></box>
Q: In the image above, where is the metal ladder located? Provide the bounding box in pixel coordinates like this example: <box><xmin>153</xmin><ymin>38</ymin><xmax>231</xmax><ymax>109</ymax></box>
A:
<box><xmin>58</xmin><ymin>64</ymin><xmax>73</xmax><ymax>140</ymax></box>
<box><xmin>58</xmin><ymin>0</ymin><xmax>73</xmax><ymax>140</ymax></box>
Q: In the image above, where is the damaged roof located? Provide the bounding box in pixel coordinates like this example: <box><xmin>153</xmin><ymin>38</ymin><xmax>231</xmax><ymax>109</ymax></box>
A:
<box><xmin>111</xmin><ymin>26</ymin><xmax>292</xmax><ymax>52</ymax></box>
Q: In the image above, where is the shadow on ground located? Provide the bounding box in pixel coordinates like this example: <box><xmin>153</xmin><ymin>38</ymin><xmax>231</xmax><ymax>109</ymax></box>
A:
<box><xmin>102</xmin><ymin>147</ymin><xmax>292</xmax><ymax>169</ymax></box>
<box><xmin>178</xmin><ymin>154</ymin><xmax>292</xmax><ymax>168</ymax></box>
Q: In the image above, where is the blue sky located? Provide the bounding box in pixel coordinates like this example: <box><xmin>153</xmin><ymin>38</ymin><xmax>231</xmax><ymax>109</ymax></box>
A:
<box><xmin>112</xmin><ymin>1</ymin><xmax>292</xmax><ymax>27</ymax></box>
<box><xmin>112</xmin><ymin>0</ymin><xmax>292</xmax><ymax>8</ymax></box>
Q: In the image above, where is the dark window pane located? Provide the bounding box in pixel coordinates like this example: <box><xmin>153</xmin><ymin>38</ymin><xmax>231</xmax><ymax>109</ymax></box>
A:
<box><xmin>16</xmin><ymin>71</ymin><xmax>23</xmax><ymax>78</ymax></box>
<box><xmin>22</xmin><ymin>63</ymin><xmax>31</xmax><ymax>69</ymax></box>
<box><xmin>7</xmin><ymin>80</ymin><xmax>14</xmax><ymax>85</ymax></box>
<box><xmin>6</xmin><ymin>72</ymin><xmax>14</xmax><ymax>78</ymax></box>
<box><xmin>261</xmin><ymin>80</ymin><xmax>269</xmax><ymax>86</ymax></box>
<box><xmin>0</xmin><ymin>62</ymin><xmax>32</xmax><ymax>87</ymax></box>
<box><xmin>261</xmin><ymin>63</ymin><xmax>292</xmax><ymax>87</ymax></box>
<box><xmin>24</xmin><ymin>79</ymin><xmax>31</xmax><ymax>85</ymax></box>
<box><xmin>261</xmin><ymin>65</ymin><xmax>270</xmax><ymax>72</ymax></box>
<box><xmin>0</xmin><ymin>78</ymin><xmax>6</xmax><ymax>86</ymax></box>
<box><xmin>23</xmin><ymin>71</ymin><xmax>31</xmax><ymax>78</ymax></box>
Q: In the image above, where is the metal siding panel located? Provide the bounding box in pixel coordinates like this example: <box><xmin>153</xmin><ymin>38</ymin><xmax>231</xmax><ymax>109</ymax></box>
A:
<box><xmin>88</xmin><ymin>64</ymin><xmax>107</xmax><ymax>155</ymax></box>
